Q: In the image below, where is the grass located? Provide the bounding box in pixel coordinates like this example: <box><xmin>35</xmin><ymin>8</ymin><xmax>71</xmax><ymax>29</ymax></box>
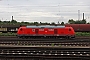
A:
<box><xmin>0</xmin><ymin>32</ymin><xmax>17</xmax><ymax>36</ymax></box>
<box><xmin>51</xmin><ymin>43</ymin><xmax>54</xmax><ymax>46</ymax></box>
<box><xmin>75</xmin><ymin>32</ymin><xmax>90</xmax><ymax>36</ymax></box>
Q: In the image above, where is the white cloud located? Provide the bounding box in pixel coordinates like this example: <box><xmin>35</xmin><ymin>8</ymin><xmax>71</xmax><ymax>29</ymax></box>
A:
<box><xmin>0</xmin><ymin>0</ymin><xmax>90</xmax><ymax>23</ymax></box>
<box><xmin>19</xmin><ymin>12</ymin><xmax>60</xmax><ymax>17</ymax></box>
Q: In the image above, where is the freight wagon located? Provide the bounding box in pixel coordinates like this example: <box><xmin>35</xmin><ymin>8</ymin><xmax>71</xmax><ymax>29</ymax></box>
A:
<box><xmin>65</xmin><ymin>24</ymin><xmax>90</xmax><ymax>32</ymax></box>
<box><xmin>17</xmin><ymin>25</ymin><xmax>75</xmax><ymax>39</ymax></box>
<box><xmin>0</xmin><ymin>28</ymin><xmax>7</xmax><ymax>32</ymax></box>
<box><xmin>0</xmin><ymin>24</ymin><xmax>20</xmax><ymax>33</ymax></box>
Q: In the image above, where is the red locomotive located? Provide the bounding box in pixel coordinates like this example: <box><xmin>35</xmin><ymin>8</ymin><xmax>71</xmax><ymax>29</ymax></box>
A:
<box><xmin>17</xmin><ymin>25</ymin><xmax>75</xmax><ymax>39</ymax></box>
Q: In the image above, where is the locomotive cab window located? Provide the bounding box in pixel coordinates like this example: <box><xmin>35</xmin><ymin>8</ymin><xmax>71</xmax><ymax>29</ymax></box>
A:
<box><xmin>69</xmin><ymin>28</ymin><xmax>71</xmax><ymax>31</ymax></box>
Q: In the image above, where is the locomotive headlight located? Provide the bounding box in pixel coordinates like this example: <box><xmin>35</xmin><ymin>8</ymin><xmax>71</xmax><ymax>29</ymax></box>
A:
<box><xmin>45</xmin><ymin>31</ymin><xmax>47</xmax><ymax>32</ymax></box>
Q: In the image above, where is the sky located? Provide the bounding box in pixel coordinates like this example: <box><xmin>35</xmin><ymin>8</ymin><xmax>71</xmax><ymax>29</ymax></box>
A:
<box><xmin>0</xmin><ymin>0</ymin><xmax>90</xmax><ymax>23</ymax></box>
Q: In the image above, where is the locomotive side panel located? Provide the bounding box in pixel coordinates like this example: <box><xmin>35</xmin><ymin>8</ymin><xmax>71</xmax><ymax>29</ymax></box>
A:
<box><xmin>57</xmin><ymin>27</ymin><xmax>75</xmax><ymax>38</ymax></box>
<box><xmin>57</xmin><ymin>28</ymin><xmax>66</xmax><ymax>36</ymax></box>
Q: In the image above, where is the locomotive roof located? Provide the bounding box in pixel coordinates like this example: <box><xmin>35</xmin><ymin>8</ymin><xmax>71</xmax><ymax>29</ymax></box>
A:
<box><xmin>26</xmin><ymin>25</ymin><xmax>65</xmax><ymax>28</ymax></box>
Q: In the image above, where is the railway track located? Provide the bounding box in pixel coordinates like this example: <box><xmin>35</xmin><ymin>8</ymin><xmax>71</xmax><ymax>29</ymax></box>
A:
<box><xmin>0</xmin><ymin>36</ymin><xmax>90</xmax><ymax>60</ymax></box>
<box><xmin>0</xmin><ymin>46</ymin><xmax>90</xmax><ymax>60</ymax></box>
<box><xmin>0</xmin><ymin>41</ymin><xmax>89</xmax><ymax>47</ymax></box>
<box><xmin>0</xmin><ymin>37</ymin><xmax>90</xmax><ymax>47</ymax></box>
<box><xmin>0</xmin><ymin>37</ymin><xmax>90</xmax><ymax>42</ymax></box>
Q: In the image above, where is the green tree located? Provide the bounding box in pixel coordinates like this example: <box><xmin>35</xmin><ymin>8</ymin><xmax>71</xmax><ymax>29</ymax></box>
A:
<box><xmin>68</xmin><ymin>19</ymin><xmax>75</xmax><ymax>24</ymax></box>
<box><xmin>61</xmin><ymin>22</ymin><xmax>64</xmax><ymax>25</ymax></box>
<box><xmin>75</xmin><ymin>20</ymin><xmax>81</xmax><ymax>24</ymax></box>
<box><xmin>51</xmin><ymin>22</ymin><xmax>55</xmax><ymax>25</ymax></box>
<box><xmin>11</xmin><ymin>20</ymin><xmax>17</xmax><ymax>23</ymax></box>
<box><xmin>34</xmin><ymin>22</ymin><xmax>39</xmax><ymax>25</ymax></box>
<box><xmin>81</xmin><ymin>19</ymin><xmax>86</xmax><ymax>24</ymax></box>
<box><xmin>75</xmin><ymin>20</ymin><xmax>86</xmax><ymax>24</ymax></box>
